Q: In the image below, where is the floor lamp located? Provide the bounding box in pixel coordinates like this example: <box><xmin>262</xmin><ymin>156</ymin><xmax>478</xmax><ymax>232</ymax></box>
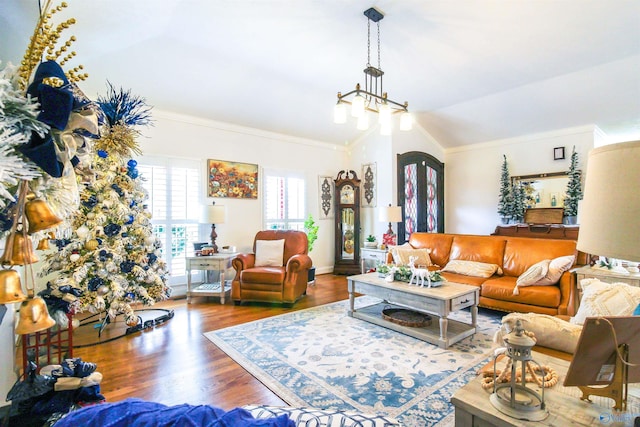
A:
<box><xmin>200</xmin><ymin>202</ymin><xmax>227</xmax><ymax>254</ymax></box>
<box><xmin>572</xmin><ymin>140</ymin><xmax>640</xmax><ymax>409</ymax></box>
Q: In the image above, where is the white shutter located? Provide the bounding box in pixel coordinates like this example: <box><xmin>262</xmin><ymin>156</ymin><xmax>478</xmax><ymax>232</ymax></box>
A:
<box><xmin>263</xmin><ymin>169</ymin><xmax>306</xmax><ymax>230</ymax></box>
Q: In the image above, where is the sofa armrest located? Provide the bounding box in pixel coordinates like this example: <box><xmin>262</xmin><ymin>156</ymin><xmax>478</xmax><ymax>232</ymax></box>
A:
<box><xmin>232</xmin><ymin>253</ymin><xmax>255</xmax><ymax>272</ymax></box>
<box><xmin>286</xmin><ymin>254</ymin><xmax>312</xmax><ymax>272</ymax></box>
<box><xmin>557</xmin><ymin>270</ymin><xmax>578</xmax><ymax>316</ymax></box>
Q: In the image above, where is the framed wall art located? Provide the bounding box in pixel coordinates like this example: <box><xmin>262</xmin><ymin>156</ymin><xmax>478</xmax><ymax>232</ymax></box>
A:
<box><xmin>361</xmin><ymin>162</ymin><xmax>377</xmax><ymax>207</ymax></box>
<box><xmin>207</xmin><ymin>159</ymin><xmax>258</xmax><ymax>199</ymax></box>
<box><xmin>318</xmin><ymin>175</ymin><xmax>334</xmax><ymax>219</ymax></box>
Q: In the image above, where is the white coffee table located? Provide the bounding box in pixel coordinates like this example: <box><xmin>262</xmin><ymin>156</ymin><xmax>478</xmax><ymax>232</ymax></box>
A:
<box><xmin>347</xmin><ymin>272</ymin><xmax>479</xmax><ymax>348</ymax></box>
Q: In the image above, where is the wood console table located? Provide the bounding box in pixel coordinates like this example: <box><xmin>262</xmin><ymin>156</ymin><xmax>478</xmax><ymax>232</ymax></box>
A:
<box><xmin>492</xmin><ymin>224</ymin><xmax>579</xmax><ymax>240</ymax></box>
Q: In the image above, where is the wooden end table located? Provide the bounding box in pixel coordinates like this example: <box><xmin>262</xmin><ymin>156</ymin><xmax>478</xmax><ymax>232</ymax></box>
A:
<box><xmin>186</xmin><ymin>253</ymin><xmax>236</xmax><ymax>304</ymax></box>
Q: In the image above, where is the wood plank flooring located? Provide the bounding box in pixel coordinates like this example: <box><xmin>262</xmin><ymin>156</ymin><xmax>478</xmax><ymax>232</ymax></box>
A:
<box><xmin>69</xmin><ymin>274</ymin><xmax>350</xmax><ymax>410</ymax></box>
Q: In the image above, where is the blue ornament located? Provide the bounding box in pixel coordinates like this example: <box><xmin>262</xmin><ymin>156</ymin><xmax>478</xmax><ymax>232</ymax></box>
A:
<box><xmin>97</xmin><ymin>150</ymin><xmax>108</xmax><ymax>158</ymax></box>
<box><xmin>121</xmin><ymin>232</ymin><xmax>128</xmax><ymax>238</ymax></box>
<box><xmin>104</xmin><ymin>223</ymin><xmax>122</xmax><ymax>237</ymax></box>
<box><xmin>88</xmin><ymin>277</ymin><xmax>105</xmax><ymax>292</ymax></box>
<box><xmin>127</xmin><ymin>168</ymin><xmax>139</xmax><ymax>179</ymax></box>
<box><xmin>120</xmin><ymin>261</ymin><xmax>135</xmax><ymax>273</ymax></box>
<box><xmin>127</xmin><ymin>159</ymin><xmax>137</xmax><ymax>168</ymax></box>
<box><xmin>125</xmin><ymin>215</ymin><xmax>134</xmax><ymax>224</ymax></box>
<box><xmin>147</xmin><ymin>253</ymin><xmax>157</xmax><ymax>265</ymax></box>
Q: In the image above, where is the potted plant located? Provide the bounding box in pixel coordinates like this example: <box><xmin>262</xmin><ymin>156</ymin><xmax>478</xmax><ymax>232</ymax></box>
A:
<box><xmin>364</xmin><ymin>234</ymin><xmax>377</xmax><ymax>248</ymax></box>
<box><xmin>304</xmin><ymin>214</ymin><xmax>319</xmax><ymax>283</ymax></box>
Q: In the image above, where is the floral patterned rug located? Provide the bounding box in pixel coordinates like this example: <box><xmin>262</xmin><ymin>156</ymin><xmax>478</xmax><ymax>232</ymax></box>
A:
<box><xmin>204</xmin><ymin>296</ymin><xmax>502</xmax><ymax>427</ymax></box>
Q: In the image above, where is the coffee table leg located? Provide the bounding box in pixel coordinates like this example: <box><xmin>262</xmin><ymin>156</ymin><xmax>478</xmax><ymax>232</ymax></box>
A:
<box><xmin>439</xmin><ymin>317</ymin><xmax>448</xmax><ymax>340</ymax></box>
<box><xmin>471</xmin><ymin>305</ymin><xmax>478</xmax><ymax>327</ymax></box>
<box><xmin>348</xmin><ymin>280</ymin><xmax>355</xmax><ymax>315</ymax></box>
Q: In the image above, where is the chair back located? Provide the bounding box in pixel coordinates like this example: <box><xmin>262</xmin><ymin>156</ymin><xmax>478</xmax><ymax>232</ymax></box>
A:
<box><xmin>253</xmin><ymin>230</ymin><xmax>308</xmax><ymax>264</ymax></box>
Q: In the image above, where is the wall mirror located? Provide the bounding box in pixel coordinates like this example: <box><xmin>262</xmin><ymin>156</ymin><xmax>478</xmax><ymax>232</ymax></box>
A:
<box><xmin>511</xmin><ymin>172</ymin><xmax>572</xmax><ymax>209</ymax></box>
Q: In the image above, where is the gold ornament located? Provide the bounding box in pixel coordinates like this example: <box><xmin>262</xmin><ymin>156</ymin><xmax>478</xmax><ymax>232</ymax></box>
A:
<box><xmin>85</xmin><ymin>239</ymin><xmax>99</xmax><ymax>250</ymax></box>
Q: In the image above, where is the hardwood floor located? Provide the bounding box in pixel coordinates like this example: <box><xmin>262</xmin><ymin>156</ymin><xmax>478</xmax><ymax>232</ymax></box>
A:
<box><xmin>70</xmin><ymin>274</ymin><xmax>350</xmax><ymax>410</ymax></box>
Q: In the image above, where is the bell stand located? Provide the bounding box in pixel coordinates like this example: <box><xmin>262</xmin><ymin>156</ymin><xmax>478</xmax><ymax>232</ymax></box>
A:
<box><xmin>577</xmin><ymin>343</ymin><xmax>629</xmax><ymax>411</ymax></box>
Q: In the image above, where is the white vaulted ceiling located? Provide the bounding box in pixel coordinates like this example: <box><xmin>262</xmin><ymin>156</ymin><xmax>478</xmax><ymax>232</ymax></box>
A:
<box><xmin>1</xmin><ymin>1</ymin><xmax>639</xmax><ymax>147</ymax></box>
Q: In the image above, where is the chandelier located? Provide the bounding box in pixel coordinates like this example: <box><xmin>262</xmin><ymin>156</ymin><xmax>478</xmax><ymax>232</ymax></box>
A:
<box><xmin>334</xmin><ymin>7</ymin><xmax>412</xmax><ymax>135</ymax></box>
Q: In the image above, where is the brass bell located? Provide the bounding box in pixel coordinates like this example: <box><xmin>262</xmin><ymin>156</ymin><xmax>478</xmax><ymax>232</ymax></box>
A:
<box><xmin>15</xmin><ymin>296</ymin><xmax>56</xmax><ymax>335</ymax></box>
<box><xmin>25</xmin><ymin>198</ymin><xmax>62</xmax><ymax>234</ymax></box>
<box><xmin>0</xmin><ymin>233</ymin><xmax>39</xmax><ymax>266</ymax></box>
<box><xmin>0</xmin><ymin>269</ymin><xmax>27</xmax><ymax>304</ymax></box>
<box><xmin>37</xmin><ymin>237</ymin><xmax>50</xmax><ymax>251</ymax></box>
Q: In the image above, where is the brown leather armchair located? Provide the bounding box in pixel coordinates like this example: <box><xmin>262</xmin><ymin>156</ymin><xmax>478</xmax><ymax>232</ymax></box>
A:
<box><xmin>231</xmin><ymin>230</ymin><xmax>312</xmax><ymax>305</ymax></box>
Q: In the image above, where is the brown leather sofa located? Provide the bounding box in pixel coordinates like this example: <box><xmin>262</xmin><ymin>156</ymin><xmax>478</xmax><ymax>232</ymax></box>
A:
<box><xmin>231</xmin><ymin>230</ymin><xmax>312</xmax><ymax>305</ymax></box>
<box><xmin>386</xmin><ymin>233</ymin><xmax>587</xmax><ymax>316</ymax></box>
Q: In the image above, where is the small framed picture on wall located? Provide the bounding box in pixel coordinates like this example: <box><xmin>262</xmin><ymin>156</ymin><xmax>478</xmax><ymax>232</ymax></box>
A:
<box><xmin>553</xmin><ymin>147</ymin><xmax>565</xmax><ymax>160</ymax></box>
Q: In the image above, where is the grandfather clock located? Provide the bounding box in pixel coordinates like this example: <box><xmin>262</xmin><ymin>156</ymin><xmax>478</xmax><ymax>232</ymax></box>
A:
<box><xmin>334</xmin><ymin>170</ymin><xmax>361</xmax><ymax>275</ymax></box>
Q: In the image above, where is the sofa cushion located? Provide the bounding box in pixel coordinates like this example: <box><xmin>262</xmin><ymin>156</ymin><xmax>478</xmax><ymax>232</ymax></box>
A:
<box><xmin>408</xmin><ymin>233</ymin><xmax>454</xmax><ymax>267</ymax></box>
<box><xmin>495</xmin><ymin>312</ymin><xmax>582</xmax><ymax>354</ymax></box>
<box><xmin>442</xmin><ymin>260</ymin><xmax>503</xmax><ymax>278</ymax></box>
<box><xmin>570</xmin><ymin>278</ymin><xmax>640</xmax><ymax>325</ymax></box>
<box><xmin>255</xmin><ymin>239</ymin><xmax>285</xmax><ymax>267</ymax></box>
<box><xmin>482</xmin><ymin>276</ymin><xmax>561</xmax><ymax>308</ymax></box>
<box><xmin>389</xmin><ymin>244</ymin><xmax>432</xmax><ymax>267</ymax></box>
<box><xmin>449</xmin><ymin>235</ymin><xmax>506</xmax><ymax>266</ymax></box>
<box><xmin>439</xmin><ymin>272</ymin><xmax>486</xmax><ymax>287</ymax></box>
<box><xmin>502</xmin><ymin>237</ymin><xmax>577</xmax><ymax>277</ymax></box>
<box><xmin>513</xmin><ymin>255</ymin><xmax>575</xmax><ymax>295</ymax></box>
<box><xmin>241</xmin><ymin>267</ymin><xmax>286</xmax><ymax>285</ymax></box>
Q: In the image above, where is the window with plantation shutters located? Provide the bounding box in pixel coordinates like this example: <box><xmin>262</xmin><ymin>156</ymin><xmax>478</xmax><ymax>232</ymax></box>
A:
<box><xmin>263</xmin><ymin>169</ymin><xmax>306</xmax><ymax>231</ymax></box>
<box><xmin>138</xmin><ymin>157</ymin><xmax>201</xmax><ymax>285</ymax></box>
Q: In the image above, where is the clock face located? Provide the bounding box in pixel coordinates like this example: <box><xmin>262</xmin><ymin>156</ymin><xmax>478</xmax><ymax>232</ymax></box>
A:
<box><xmin>340</xmin><ymin>184</ymin><xmax>354</xmax><ymax>204</ymax></box>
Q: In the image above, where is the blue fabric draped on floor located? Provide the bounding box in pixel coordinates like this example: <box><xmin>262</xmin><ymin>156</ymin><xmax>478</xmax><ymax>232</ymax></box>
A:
<box><xmin>52</xmin><ymin>398</ymin><xmax>295</xmax><ymax>427</ymax></box>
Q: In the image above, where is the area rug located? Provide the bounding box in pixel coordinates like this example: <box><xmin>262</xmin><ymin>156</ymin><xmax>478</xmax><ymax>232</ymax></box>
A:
<box><xmin>204</xmin><ymin>297</ymin><xmax>502</xmax><ymax>427</ymax></box>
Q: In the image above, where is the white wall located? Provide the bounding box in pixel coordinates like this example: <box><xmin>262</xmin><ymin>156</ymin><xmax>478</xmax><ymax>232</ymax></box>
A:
<box><xmin>139</xmin><ymin>111</ymin><xmax>346</xmax><ymax>275</ymax></box>
<box><xmin>444</xmin><ymin>125</ymin><xmax>596</xmax><ymax>235</ymax></box>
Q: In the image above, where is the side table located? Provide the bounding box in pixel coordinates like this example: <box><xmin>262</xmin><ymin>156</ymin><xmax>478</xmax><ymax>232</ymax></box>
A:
<box><xmin>451</xmin><ymin>351</ymin><xmax>640</xmax><ymax>426</ymax></box>
<box><xmin>186</xmin><ymin>253</ymin><xmax>237</xmax><ymax>304</ymax></box>
<box><xmin>360</xmin><ymin>247</ymin><xmax>388</xmax><ymax>273</ymax></box>
<box><xmin>574</xmin><ymin>265</ymin><xmax>640</xmax><ymax>288</ymax></box>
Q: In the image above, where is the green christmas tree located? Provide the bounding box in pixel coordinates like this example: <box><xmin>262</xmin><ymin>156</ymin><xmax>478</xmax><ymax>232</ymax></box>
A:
<box><xmin>39</xmin><ymin>85</ymin><xmax>170</xmax><ymax>326</ymax></box>
<box><xmin>564</xmin><ymin>146</ymin><xmax>582</xmax><ymax>217</ymax></box>
<box><xmin>511</xmin><ymin>182</ymin><xmax>526</xmax><ymax>223</ymax></box>
<box><xmin>497</xmin><ymin>154</ymin><xmax>513</xmax><ymax>221</ymax></box>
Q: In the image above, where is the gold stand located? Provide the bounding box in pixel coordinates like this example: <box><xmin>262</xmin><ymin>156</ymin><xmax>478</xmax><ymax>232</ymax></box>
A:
<box><xmin>577</xmin><ymin>344</ymin><xmax>628</xmax><ymax>411</ymax></box>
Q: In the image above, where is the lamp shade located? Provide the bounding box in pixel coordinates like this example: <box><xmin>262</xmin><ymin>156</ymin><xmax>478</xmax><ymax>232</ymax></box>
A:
<box><xmin>576</xmin><ymin>140</ymin><xmax>640</xmax><ymax>262</ymax></box>
<box><xmin>200</xmin><ymin>203</ymin><xmax>226</xmax><ymax>224</ymax></box>
<box><xmin>379</xmin><ymin>205</ymin><xmax>402</xmax><ymax>223</ymax></box>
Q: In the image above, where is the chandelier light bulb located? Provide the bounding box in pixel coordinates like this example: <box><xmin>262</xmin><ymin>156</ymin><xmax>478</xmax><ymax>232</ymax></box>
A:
<box><xmin>380</xmin><ymin>121</ymin><xmax>392</xmax><ymax>136</ymax></box>
<box><xmin>357</xmin><ymin>113</ymin><xmax>370</xmax><ymax>130</ymax></box>
<box><xmin>334</xmin><ymin>103</ymin><xmax>347</xmax><ymax>124</ymax></box>
<box><xmin>351</xmin><ymin>94</ymin><xmax>365</xmax><ymax>118</ymax></box>
<box><xmin>400</xmin><ymin>111</ymin><xmax>413</xmax><ymax>131</ymax></box>
<box><xmin>378</xmin><ymin>103</ymin><xmax>392</xmax><ymax>126</ymax></box>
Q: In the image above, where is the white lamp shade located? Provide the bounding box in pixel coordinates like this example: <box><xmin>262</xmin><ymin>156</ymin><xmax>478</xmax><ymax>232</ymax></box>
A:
<box><xmin>577</xmin><ymin>140</ymin><xmax>640</xmax><ymax>262</ymax></box>
<box><xmin>378</xmin><ymin>103</ymin><xmax>391</xmax><ymax>126</ymax></box>
<box><xmin>200</xmin><ymin>204</ymin><xmax>226</xmax><ymax>224</ymax></box>
<box><xmin>379</xmin><ymin>206</ymin><xmax>402</xmax><ymax>223</ymax></box>
<box><xmin>334</xmin><ymin>103</ymin><xmax>347</xmax><ymax>124</ymax></box>
<box><xmin>351</xmin><ymin>94</ymin><xmax>365</xmax><ymax>118</ymax></box>
<box><xmin>400</xmin><ymin>112</ymin><xmax>413</xmax><ymax>131</ymax></box>
<box><xmin>357</xmin><ymin>113</ymin><xmax>370</xmax><ymax>130</ymax></box>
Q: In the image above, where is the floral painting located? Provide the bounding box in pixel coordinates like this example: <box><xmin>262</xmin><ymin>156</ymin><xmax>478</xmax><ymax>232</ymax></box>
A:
<box><xmin>207</xmin><ymin>159</ymin><xmax>258</xmax><ymax>199</ymax></box>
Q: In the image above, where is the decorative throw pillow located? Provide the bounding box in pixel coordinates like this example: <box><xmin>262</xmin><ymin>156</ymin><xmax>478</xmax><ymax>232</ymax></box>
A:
<box><xmin>389</xmin><ymin>243</ymin><xmax>412</xmax><ymax>264</ymax></box>
<box><xmin>494</xmin><ymin>312</ymin><xmax>583</xmax><ymax>354</ymax></box>
<box><xmin>391</xmin><ymin>246</ymin><xmax>432</xmax><ymax>267</ymax></box>
<box><xmin>441</xmin><ymin>260</ymin><xmax>503</xmax><ymax>278</ymax></box>
<box><xmin>534</xmin><ymin>255</ymin><xmax>575</xmax><ymax>286</ymax></box>
<box><xmin>513</xmin><ymin>259</ymin><xmax>551</xmax><ymax>295</ymax></box>
<box><xmin>254</xmin><ymin>239</ymin><xmax>285</xmax><ymax>267</ymax></box>
<box><xmin>570</xmin><ymin>278</ymin><xmax>640</xmax><ymax>325</ymax></box>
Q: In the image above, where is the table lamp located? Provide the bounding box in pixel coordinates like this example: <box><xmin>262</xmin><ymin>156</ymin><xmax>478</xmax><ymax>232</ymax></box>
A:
<box><xmin>577</xmin><ymin>140</ymin><xmax>640</xmax><ymax>267</ymax></box>
<box><xmin>200</xmin><ymin>201</ymin><xmax>227</xmax><ymax>254</ymax></box>
<box><xmin>379</xmin><ymin>204</ymin><xmax>402</xmax><ymax>246</ymax></box>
